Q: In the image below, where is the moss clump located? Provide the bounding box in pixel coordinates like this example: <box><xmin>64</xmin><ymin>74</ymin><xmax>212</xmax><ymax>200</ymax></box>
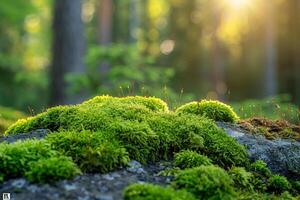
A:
<box><xmin>173</xmin><ymin>150</ymin><xmax>212</xmax><ymax>169</ymax></box>
<box><xmin>172</xmin><ymin>166</ymin><xmax>236</xmax><ymax>199</ymax></box>
<box><xmin>250</xmin><ymin>160</ymin><xmax>271</xmax><ymax>177</ymax></box>
<box><xmin>228</xmin><ymin>167</ymin><xmax>253</xmax><ymax>191</ymax></box>
<box><xmin>176</xmin><ymin>100</ymin><xmax>239</xmax><ymax>122</ymax></box>
<box><xmin>107</xmin><ymin>120</ymin><xmax>160</xmax><ymax>163</ymax></box>
<box><xmin>25</xmin><ymin>156</ymin><xmax>82</xmax><ymax>183</ymax></box>
<box><xmin>82</xmin><ymin>95</ymin><xmax>169</xmax><ymax>112</ymax></box>
<box><xmin>45</xmin><ymin>131</ymin><xmax>130</xmax><ymax>173</ymax></box>
<box><xmin>123</xmin><ymin>183</ymin><xmax>196</xmax><ymax>200</ymax></box>
<box><xmin>5</xmin><ymin>102</ymin><xmax>153</xmax><ymax>135</ymax></box>
<box><xmin>0</xmin><ymin>140</ymin><xmax>57</xmax><ymax>180</ymax></box>
<box><xmin>268</xmin><ymin>175</ymin><xmax>291</xmax><ymax>194</ymax></box>
<box><xmin>147</xmin><ymin>113</ymin><xmax>249</xmax><ymax>168</ymax></box>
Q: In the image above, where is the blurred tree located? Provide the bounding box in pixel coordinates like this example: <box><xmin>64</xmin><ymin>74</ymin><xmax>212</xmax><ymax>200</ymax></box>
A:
<box><xmin>97</xmin><ymin>0</ymin><xmax>113</xmax><ymax>87</ymax></box>
<box><xmin>264</xmin><ymin>2</ymin><xmax>277</xmax><ymax>97</ymax></box>
<box><xmin>277</xmin><ymin>0</ymin><xmax>300</xmax><ymax>105</ymax></box>
<box><xmin>50</xmin><ymin>0</ymin><xmax>85</xmax><ymax>105</ymax></box>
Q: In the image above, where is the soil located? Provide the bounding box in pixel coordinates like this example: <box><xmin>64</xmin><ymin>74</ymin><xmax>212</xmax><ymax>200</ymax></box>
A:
<box><xmin>238</xmin><ymin>117</ymin><xmax>300</xmax><ymax>140</ymax></box>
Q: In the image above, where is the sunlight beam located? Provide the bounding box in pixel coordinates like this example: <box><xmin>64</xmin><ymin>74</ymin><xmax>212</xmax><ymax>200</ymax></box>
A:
<box><xmin>226</xmin><ymin>0</ymin><xmax>250</xmax><ymax>10</ymax></box>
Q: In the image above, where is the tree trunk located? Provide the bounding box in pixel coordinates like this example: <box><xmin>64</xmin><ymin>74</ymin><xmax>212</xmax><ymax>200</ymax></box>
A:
<box><xmin>264</xmin><ymin>3</ymin><xmax>278</xmax><ymax>97</ymax></box>
<box><xmin>97</xmin><ymin>0</ymin><xmax>113</xmax><ymax>86</ymax></box>
<box><xmin>98</xmin><ymin>0</ymin><xmax>113</xmax><ymax>45</ymax></box>
<box><xmin>211</xmin><ymin>4</ymin><xmax>226</xmax><ymax>100</ymax></box>
<box><xmin>129</xmin><ymin>0</ymin><xmax>141</xmax><ymax>43</ymax></box>
<box><xmin>50</xmin><ymin>0</ymin><xmax>85</xmax><ymax>106</ymax></box>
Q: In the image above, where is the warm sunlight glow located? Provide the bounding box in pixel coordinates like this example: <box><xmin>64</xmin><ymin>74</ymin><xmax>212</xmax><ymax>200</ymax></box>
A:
<box><xmin>226</xmin><ymin>0</ymin><xmax>250</xmax><ymax>9</ymax></box>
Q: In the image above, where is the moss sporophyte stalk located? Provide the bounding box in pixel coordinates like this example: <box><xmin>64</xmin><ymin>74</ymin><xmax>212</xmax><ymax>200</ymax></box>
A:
<box><xmin>1</xmin><ymin>96</ymin><xmax>299</xmax><ymax>199</ymax></box>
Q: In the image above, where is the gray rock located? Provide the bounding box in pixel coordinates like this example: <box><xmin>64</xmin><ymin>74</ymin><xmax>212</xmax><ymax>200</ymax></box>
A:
<box><xmin>218</xmin><ymin>122</ymin><xmax>300</xmax><ymax>180</ymax></box>
<box><xmin>0</xmin><ymin>161</ymin><xmax>171</xmax><ymax>200</ymax></box>
<box><xmin>0</xmin><ymin>129</ymin><xmax>50</xmax><ymax>143</ymax></box>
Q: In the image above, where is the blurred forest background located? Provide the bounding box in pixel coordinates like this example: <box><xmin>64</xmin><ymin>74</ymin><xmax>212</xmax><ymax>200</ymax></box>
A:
<box><xmin>0</xmin><ymin>0</ymin><xmax>299</xmax><ymax>128</ymax></box>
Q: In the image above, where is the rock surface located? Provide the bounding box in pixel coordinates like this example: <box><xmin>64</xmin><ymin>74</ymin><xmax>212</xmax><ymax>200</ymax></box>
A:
<box><xmin>0</xmin><ymin>129</ymin><xmax>49</xmax><ymax>143</ymax></box>
<box><xmin>218</xmin><ymin>122</ymin><xmax>300</xmax><ymax>180</ymax></box>
<box><xmin>0</xmin><ymin>161</ymin><xmax>171</xmax><ymax>200</ymax></box>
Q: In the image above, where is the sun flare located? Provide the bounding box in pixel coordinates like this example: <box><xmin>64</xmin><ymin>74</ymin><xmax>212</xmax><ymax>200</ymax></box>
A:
<box><xmin>226</xmin><ymin>0</ymin><xmax>250</xmax><ymax>9</ymax></box>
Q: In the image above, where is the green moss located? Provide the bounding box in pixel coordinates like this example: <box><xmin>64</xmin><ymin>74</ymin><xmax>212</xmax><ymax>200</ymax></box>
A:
<box><xmin>268</xmin><ymin>175</ymin><xmax>291</xmax><ymax>194</ymax></box>
<box><xmin>176</xmin><ymin>100</ymin><xmax>239</xmax><ymax>122</ymax></box>
<box><xmin>173</xmin><ymin>150</ymin><xmax>212</xmax><ymax>169</ymax></box>
<box><xmin>172</xmin><ymin>166</ymin><xmax>236</xmax><ymax>200</ymax></box>
<box><xmin>5</xmin><ymin>96</ymin><xmax>248</xmax><ymax>170</ymax></box>
<box><xmin>291</xmin><ymin>181</ymin><xmax>300</xmax><ymax>195</ymax></box>
<box><xmin>0</xmin><ymin>140</ymin><xmax>57</xmax><ymax>180</ymax></box>
<box><xmin>82</xmin><ymin>95</ymin><xmax>169</xmax><ymax>112</ymax></box>
<box><xmin>25</xmin><ymin>156</ymin><xmax>82</xmax><ymax>183</ymax></box>
<box><xmin>0</xmin><ymin>173</ymin><xmax>3</xmax><ymax>183</ymax></box>
<box><xmin>0</xmin><ymin>106</ymin><xmax>26</xmax><ymax>133</ymax></box>
<box><xmin>108</xmin><ymin>120</ymin><xmax>160</xmax><ymax>163</ymax></box>
<box><xmin>237</xmin><ymin>191</ymin><xmax>297</xmax><ymax>200</ymax></box>
<box><xmin>157</xmin><ymin>167</ymin><xmax>181</xmax><ymax>177</ymax></box>
<box><xmin>45</xmin><ymin>131</ymin><xmax>130</xmax><ymax>173</ymax></box>
<box><xmin>123</xmin><ymin>183</ymin><xmax>196</xmax><ymax>200</ymax></box>
<box><xmin>147</xmin><ymin>113</ymin><xmax>248</xmax><ymax>168</ymax></box>
<box><xmin>250</xmin><ymin>160</ymin><xmax>272</xmax><ymax>177</ymax></box>
<box><xmin>5</xmin><ymin>102</ymin><xmax>153</xmax><ymax>135</ymax></box>
<box><xmin>228</xmin><ymin>167</ymin><xmax>253</xmax><ymax>191</ymax></box>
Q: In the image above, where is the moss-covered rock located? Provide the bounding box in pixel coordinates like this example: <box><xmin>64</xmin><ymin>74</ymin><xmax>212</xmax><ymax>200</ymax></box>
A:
<box><xmin>5</xmin><ymin>96</ymin><xmax>249</xmax><ymax>168</ymax></box>
<box><xmin>173</xmin><ymin>150</ymin><xmax>212</xmax><ymax>169</ymax></box>
<box><xmin>172</xmin><ymin>166</ymin><xmax>236</xmax><ymax>199</ymax></box>
<box><xmin>25</xmin><ymin>156</ymin><xmax>82</xmax><ymax>183</ymax></box>
<box><xmin>176</xmin><ymin>100</ymin><xmax>239</xmax><ymax>122</ymax></box>
<box><xmin>45</xmin><ymin>131</ymin><xmax>130</xmax><ymax>173</ymax></box>
<box><xmin>123</xmin><ymin>183</ymin><xmax>196</xmax><ymax>200</ymax></box>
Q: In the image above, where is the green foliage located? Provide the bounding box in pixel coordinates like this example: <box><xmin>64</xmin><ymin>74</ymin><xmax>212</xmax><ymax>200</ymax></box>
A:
<box><xmin>250</xmin><ymin>160</ymin><xmax>272</xmax><ymax>177</ymax></box>
<box><xmin>0</xmin><ymin>106</ymin><xmax>26</xmax><ymax>133</ymax></box>
<box><xmin>176</xmin><ymin>100</ymin><xmax>239</xmax><ymax>122</ymax></box>
<box><xmin>173</xmin><ymin>150</ymin><xmax>212</xmax><ymax>169</ymax></box>
<box><xmin>228</xmin><ymin>167</ymin><xmax>253</xmax><ymax>191</ymax></box>
<box><xmin>232</xmin><ymin>95</ymin><xmax>300</xmax><ymax>124</ymax></box>
<box><xmin>45</xmin><ymin>131</ymin><xmax>130</xmax><ymax>173</ymax></box>
<box><xmin>25</xmin><ymin>156</ymin><xmax>82</xmax><ymax>183</ymax></box>
<box><xmin>268</xmin><ymin>175</ymin><xmax>291</xmax><ymax>194</ymax></box>
<box><xmin>123</xmin><ymin>183</ymin><xmax>196</xmax><ymax>200</ymax></box>
<box><xmin>0</xmin><ymin>139</ymin><xmax>57</xmax><ymax>180</ymax></box>
<box><xmin>66</xmin><ymin>44</ymin><xmax>194</xmax><ymax>105</ymax></box>
<box><xmin>172</xmin><ymin>166</ymin><xmax>236</xmax><ymax>200</ymax></box>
